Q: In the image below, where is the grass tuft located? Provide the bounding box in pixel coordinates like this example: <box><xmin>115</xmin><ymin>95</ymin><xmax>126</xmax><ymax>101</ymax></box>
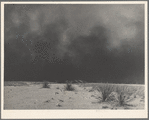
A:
<box><xmin>96</xmin><ymin>83</ymin><xmax>115</xmax><ymax>102</ymax></box>
<box><xmin>64</xmin><ymin>81</ymin><xmax>75</xmax><ymax>91</ymax></box>
<box><xmin>42</xmin><ymin>81</ymin><xmax>50</xmax><ymax>88</ymax></box>
<box><xmin>115</xmin><ymin>85</ymin><xmax>136</xmax><ymax>106</ymax></box>
<box><xmin>135</xmin><ymin>86</ymin><xmax>144</xmax><ymax>98</ymax></box>
<box><xmin>95</xmin><ymin>83</ymin><xmax>141</xmax><ymax>106</ymax></box>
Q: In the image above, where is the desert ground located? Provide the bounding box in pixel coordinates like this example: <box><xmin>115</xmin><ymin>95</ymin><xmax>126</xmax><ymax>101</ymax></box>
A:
<box><xmin>4</xmin><ymin>81</ymin><xmax>145</xmax><ymax>109</ymax></box>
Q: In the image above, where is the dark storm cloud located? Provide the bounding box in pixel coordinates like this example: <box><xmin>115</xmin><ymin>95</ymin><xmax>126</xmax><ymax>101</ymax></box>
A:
<box><xmin>4</xmin><ymin>4</ymin><xmax>144</xmax><ymax>83</ymax></box>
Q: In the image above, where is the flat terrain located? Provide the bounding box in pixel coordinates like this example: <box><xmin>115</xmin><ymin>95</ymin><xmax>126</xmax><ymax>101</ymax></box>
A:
<box><xmin>4</xmin><ymin>81</ymin><xmax>145</xmax><ymax>109</ymax></box>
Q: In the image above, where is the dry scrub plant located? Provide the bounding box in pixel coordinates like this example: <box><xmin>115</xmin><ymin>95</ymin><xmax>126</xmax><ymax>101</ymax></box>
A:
<box><xmin>134</xmin><ymin>86</ymin><xmax>144</xmax><ymax>98</ymax></box>
<box><xmin>64</xmin><ymin>81</ymin><xmax>75</xmax><ymax>91</ymax></box>
<box><xmin>42</xmin><ymin>81</ymin><xmax>50</xmax><ymax>88</ymax></box>
<box><xmin>97</xmin><ymin>83</ymin><xmax>116</xmax><ymax>102</ymax></box>
<box><xmin>115</xmin><ymin>85</ymin><xmax>137</xmax><ymax>106</ymax></box>
<box><xmin>96</xmin><ymin>83</ymin><xmax>140</xmax><ymax>106</ymax></box>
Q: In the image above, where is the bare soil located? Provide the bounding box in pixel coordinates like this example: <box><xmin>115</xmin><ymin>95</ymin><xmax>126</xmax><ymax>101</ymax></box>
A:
<box><xmin>4</xmin><ymin>81</ymin><xmax>145</xmax><ymax>109</ymax></box>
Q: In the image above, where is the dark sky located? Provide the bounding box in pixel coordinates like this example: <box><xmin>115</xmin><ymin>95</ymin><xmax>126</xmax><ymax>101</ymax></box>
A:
<box><xmin>4</xmin><ymin>4</ymin><xmax>144</xmax><ymax>83</ymax></box>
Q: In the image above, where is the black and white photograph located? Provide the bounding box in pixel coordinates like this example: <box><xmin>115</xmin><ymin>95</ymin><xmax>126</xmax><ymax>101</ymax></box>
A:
<box><xmin>1</xmin><ymin>1</ymin><xmax>148</xmax><ymax>119</ymax></box>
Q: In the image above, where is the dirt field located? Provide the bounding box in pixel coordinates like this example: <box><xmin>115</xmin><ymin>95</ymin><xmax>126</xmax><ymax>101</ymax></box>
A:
<box><xmin>4</xmin><ymin>81</ymin><xmax>145</xmax><ymax>109</ymax></box>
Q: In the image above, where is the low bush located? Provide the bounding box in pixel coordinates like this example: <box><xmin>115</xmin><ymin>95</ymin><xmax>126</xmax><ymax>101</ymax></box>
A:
<box><xmin>64</xmin><ymin>81</ymin><xmax>75</xmax><ymax>91</ymax></box>
<box><xmin>115</xmin><ymin>86</ymin><xmax>136</xmax><ymax>106</ymax></box>
<box><xmin>96</xmin><ymin>83</ymin><xmax>116</xmax><ymax>102</ymax></box>
<box><xmin>135</xmin><ymin>86</ymin><xmax>144</xmax><ymax>97</ymax></box>
<box><xmin>42</xmin><ymin>81</ymin><xmax>50</xmax><ymax>88</ymax></box>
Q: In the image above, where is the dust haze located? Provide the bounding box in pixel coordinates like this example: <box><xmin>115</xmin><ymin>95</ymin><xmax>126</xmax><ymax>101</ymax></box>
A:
<box><xmin>4</xmin><ymin>4</ymin><xmax>144</xmax><ymax>83</ymax></box>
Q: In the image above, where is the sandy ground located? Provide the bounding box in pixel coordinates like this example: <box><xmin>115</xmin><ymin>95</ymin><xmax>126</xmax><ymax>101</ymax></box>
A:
<box><xmin>4</xmin><ymin>82</ymin><xmax>145</xmax><ymax>109</ymax></box>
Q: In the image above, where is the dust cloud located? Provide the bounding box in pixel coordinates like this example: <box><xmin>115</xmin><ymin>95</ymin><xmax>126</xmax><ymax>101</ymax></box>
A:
<box><xmin>4</xmin><ymin>4</ymin><xmax>144</xmax><ymax>83</ymax></box>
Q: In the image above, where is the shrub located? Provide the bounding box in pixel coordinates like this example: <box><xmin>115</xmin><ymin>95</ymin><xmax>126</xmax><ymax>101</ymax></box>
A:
<box><xmin>93</xmin><ymin>83</ymin><xmax>143</xmax><ymax>106</ymax></box>
<box><xmin>118</xmin><ymin>92</ymin><xmax>128</xmax><ymax>106</ymax></box>
<box><xmin>42</xmin><ymin>81</ymin><xmax>50</xmax><ymax>88</ymax></box>
<box><xmin>97</xmin><ymin>83</ymin><xmax>115</xmax><ymax>102</ymax></box>
<box><xmin>115</xmin><ymin>86</ymin><xmax>136</xmax><ymax>106</ymax></box>
<box><xmin>135</xmin><ymin>86</ymin><xmax>144</xmax><ymax>97</ymax></box>
<box><xmin>64</xmin><ymin>81</ymin><xmax>75</xmax><ymax>91</ymax></box>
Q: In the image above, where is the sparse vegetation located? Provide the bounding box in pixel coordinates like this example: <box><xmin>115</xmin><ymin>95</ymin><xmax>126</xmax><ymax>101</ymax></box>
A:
<box><xmin>64</xmin><ymin>81</ymin><xmax>75</xmax><ymax>91</ymax></box>
<box><xmin>96</xmin><ymin>83</ymin><xmax>116</xmax><ymax>102</ymax></box>
<box><xmin>94</xmin><ymin>83</ymin><xmax>142</xmax><ymax>107</ymax></box>
<box><xmin>114</xmin><ymin>85</ymin><xmax>137</xmax><ymax>106</ymax></box>
<box><xmin>117</xmin><ymin>92</ymin><xmax>128</xmax><ymax>106</ymax></box>
<box><xmin>4</xmin><ymin>81</ymin><xmax>29</xmax><ymax>86</ymax></box>
<box><xmin>42</xmin><ymin>81</ymin><xmax>50</xmax><ymax>88</ymax></box>
<box><xmin>4</xmin><ymin>81</ymin><xmax>145</xmax><ymax>109</ymax></box>
<box><xmin>135</xmin><ymin>86</ymin><xmax>145</xmax><ymax>97</ymax></box>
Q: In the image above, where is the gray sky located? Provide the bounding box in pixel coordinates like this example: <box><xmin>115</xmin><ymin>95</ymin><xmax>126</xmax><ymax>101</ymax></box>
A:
<box><xmin>4</xmin><ymin>4</ymin><xmax>145</xmax><ymax>83</ymax></box>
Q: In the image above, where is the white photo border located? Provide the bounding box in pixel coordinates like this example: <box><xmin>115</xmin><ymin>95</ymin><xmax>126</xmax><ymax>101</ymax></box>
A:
<box><xmin>1</xmin><ymin>1</ymin><xmax>148</xmax><ymax>119</ymax></box>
